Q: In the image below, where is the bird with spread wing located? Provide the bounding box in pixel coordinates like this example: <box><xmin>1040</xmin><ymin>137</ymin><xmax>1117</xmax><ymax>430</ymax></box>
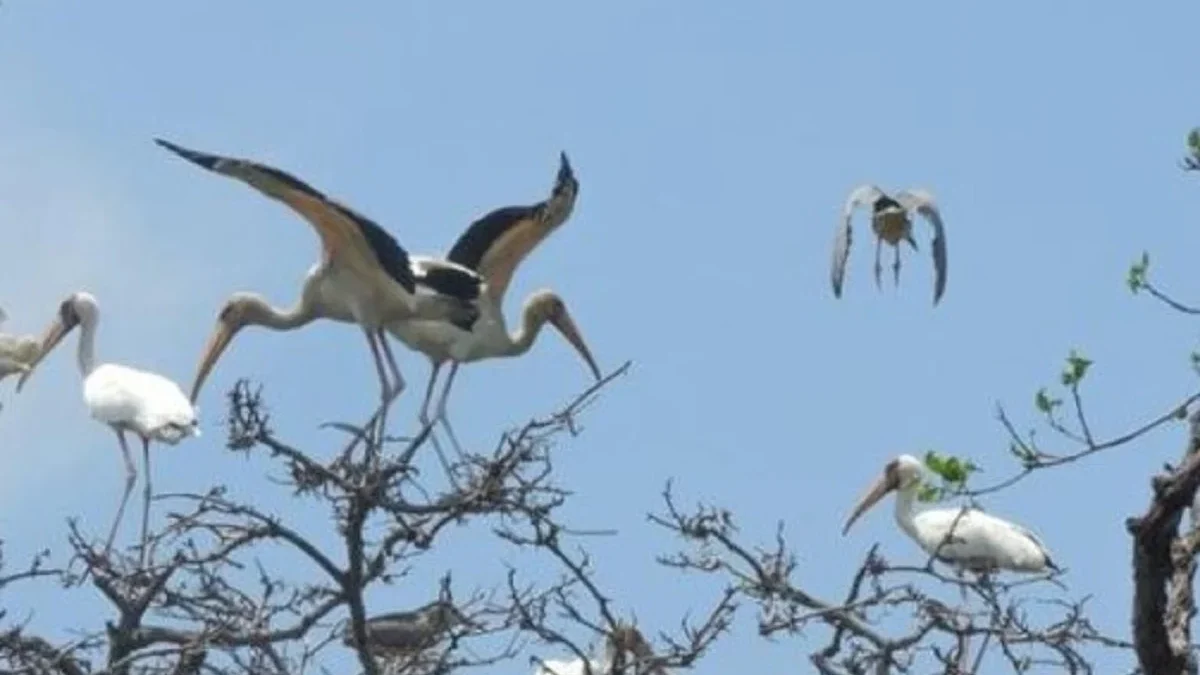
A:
<box><xmin>831</xmin><ymin>184</ymin><xmax>948</xmax><ymax>305</ymax></box>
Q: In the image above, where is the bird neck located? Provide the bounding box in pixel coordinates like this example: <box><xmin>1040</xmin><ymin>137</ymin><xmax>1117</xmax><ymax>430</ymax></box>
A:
<box><xmin>503</xmin><ymin>306</ymin><xmax>549</xmax><ymax>356</ymax></box>
<box><xmin>76</xmin><ymin>316</ymin><xmax>98</xmax><ymax>377</ymax></box>
<box><xmin>258</xmin><ymin>298</ymin><xmax>316</xmax><ymax>330</ymax></box>
<box><xmin>892</xmin><ymin>484</ymin><xmax>920</xmax><ymax>541</ymax></box>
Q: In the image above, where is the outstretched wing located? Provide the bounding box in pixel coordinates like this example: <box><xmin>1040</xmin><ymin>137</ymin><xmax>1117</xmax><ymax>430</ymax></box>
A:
<box><xmin>155</xmin><ymin>138</ymin><xmax>416</xmax><ymax>294</ymax></box>
<box><xmin>446</xmin><ymin>152</ymin><xmax>579</xmax><ymax>303</ymax></box>
<box><xmin>895</xmin><ymin>189</ymin><xmax>947</xmax><ymax>305</ymax></box>
<box><xmin>832</xmin><ymin>185</ymin><xmax>885</xmax><ymax>298</ymax></box>
<box><xmin>0</xmin><ymin>306</ymin><xmax>6</xmax><ymax>329</ymax></box>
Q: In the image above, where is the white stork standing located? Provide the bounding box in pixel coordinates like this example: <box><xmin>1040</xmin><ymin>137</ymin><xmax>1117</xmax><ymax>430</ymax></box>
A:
<box><xmin>15</xmin><ymin>292</ymin><xmax>200</xmax><ymax>560</ymax></box>
<box><xmin>841</xmin><ymin>454</ymin><xmax>1059</xmax><ymax>574</ymax></box>
<box><xmin>0</xmin><ymin>307</ymin><xmax>40</xmax><ymax>383</ymax></box>
<box><xmin>832</xmin><ymin>185</ymin><xmax>948</xmax><ymax>305</ymax></box>
<box><xmin>389</xmin><ymin>152</ymin><xmax>600</xmax><ymax>456</ymax></box>
<box><xmin>155</xmin><ymin>139</ymin><xmax>484</xmax><ymax>436</ymax></box>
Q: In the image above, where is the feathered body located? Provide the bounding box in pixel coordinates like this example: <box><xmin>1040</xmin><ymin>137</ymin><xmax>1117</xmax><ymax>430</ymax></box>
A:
<box><xmin>83</xmin><ymin>363</ymin><xmax>198</xmax><ymax>443</ymax></box>
<box><xmin>895</xmin><ymin>488</ymin><xmax>1057</xmax><ymax>573</ymax></box>
<box><xmin>843</xmin><ymin>454</ymin><xmax>1058</xmax><ymax>574</ymax></box>
<box><xmin>16</xmin><ymin>292</ymin><xmax>199</xmax><ymax>558</ymax></box>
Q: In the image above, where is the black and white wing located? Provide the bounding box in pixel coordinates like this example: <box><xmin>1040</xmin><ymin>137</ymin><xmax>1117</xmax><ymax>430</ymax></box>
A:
<box><xmin>409</xmin><ymin>256</ymin><xmax>486</xmax><ymax>331</ymax></box>
<box><xmin>832</xmin><ymin>184</ymin><xmax>885</xmax><ymax>298</ymax></box>
<box><xmin>895</xmin><ymin>189</ymin><xmax>947</xmax><ymax>305</ymax></box>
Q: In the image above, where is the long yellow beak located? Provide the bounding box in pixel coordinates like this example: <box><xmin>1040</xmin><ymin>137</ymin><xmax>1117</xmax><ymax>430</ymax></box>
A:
<box><xmin>551</xmin><ymin>309</ymin><xmax>601</xmax><ymax>381</ymax></box>
<box><xmin>842</xmin><ymin>470</ymin><xmax>900</xmax><ymax>535</ymax></box>
<box><xmin>15</xmin><ymin>316</ymin><xmax>74</xmax><ymax>393</ymax></box>
<box><xmin>191</xmin><ymin>320</ymin><xmax>239</xmax><ymax>404</ymax></box>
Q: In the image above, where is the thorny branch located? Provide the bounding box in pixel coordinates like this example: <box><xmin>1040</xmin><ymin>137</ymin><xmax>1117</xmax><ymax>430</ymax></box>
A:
<box><xmin>0</xmin><ymin>362</ymin><xmax>689</xmax><ymax>675</ymax></box>
<box><xmin>651</xmin><ymin>483</ymin><xmax>1131</xmax><ymax>674</ymax></box>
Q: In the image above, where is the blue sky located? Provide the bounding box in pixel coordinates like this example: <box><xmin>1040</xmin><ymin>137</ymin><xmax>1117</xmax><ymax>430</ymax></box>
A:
<box><xmin>2</xmin><ymin>1</ymin><xmax>1200</xmax><ymax>672</ymax></box>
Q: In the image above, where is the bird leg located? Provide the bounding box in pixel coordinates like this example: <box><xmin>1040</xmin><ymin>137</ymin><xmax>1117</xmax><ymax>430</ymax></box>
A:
<box><xmin>873</xmin><ymin>238</ymin><xmax>883</xmax><ymax>290</ymax></box>
<box><xmin>375</xmin><ymin>329</ymin><xmax>407</xmax><ymax>443</ymax></box>
<box><xmin>435</xmin><ymin>362</ymin><xmax>466</xmax><ymax>461</ymax></box>
<box><xmin>106</xmin><ymin>430</ymin><xmax>137</xmax><ymax>558</ymax></box>
<box><xmin>418</xmin><ymin>362</ymin><xmax>460</xmax><ymax>490</ymax></box>
<box><xmin>892</xmin><ymin>245</ymin><xmax>902</xmax><ymax>287</ymax></box>
<box><xmin>355</xmin><ymin>328</ymin><xmax>397</xmax><ymax>456</ymax></box>
<box><xmin>140</xmin><ymin>438</ymin><xmax>152</xmax><ymax>569</ymax></box>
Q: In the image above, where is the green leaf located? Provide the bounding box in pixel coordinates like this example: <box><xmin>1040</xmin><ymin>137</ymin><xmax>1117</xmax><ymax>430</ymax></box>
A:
<box><xmin>922</xmin><ymin>451</ymin><xmax>978</xmax><ymax>487</ymax></box>
<box><xmin>1034</xmin><ymin>388</ymin><xmax>1062</xmax><ymax>414</ymax></box>
<box><xmin>916</xmin><ymin>483</ymin><xmax>940</xmax><ymax>503</ymax></box>
<box><xmin>1061</xmin><ymin>349</ymin><xmax>1093</xmax><ymax>386</ymax></box>
<box><xmin>1127</xmin><ymin>251</ymin><xmax>1150</xmax><ymax>293</ymax></box>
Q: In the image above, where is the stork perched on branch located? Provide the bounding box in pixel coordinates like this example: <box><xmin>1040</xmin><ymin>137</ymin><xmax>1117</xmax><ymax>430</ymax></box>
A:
<box><xmin>389</xmin><ymin>151</ymin><xmax>600</xmax><ymax>456</ymax></box>
<box><xmin>842</xmin><ymin>454</ymin><xmax>1059</xmax><ymax>574</ymax></box>
<box><xmin>155</xmin><ymin>138</ymin><xmax>484</xmax><ymax>437</ymax></box>
<box><xmin>17</xmin><ymin>292</ymin><xmax>199</xmax><ymax>562</ymax></box>
<box><xmin>832</xmin><ymin>185</ymin><xmax>948</xmax><ymax>305</ymax></box>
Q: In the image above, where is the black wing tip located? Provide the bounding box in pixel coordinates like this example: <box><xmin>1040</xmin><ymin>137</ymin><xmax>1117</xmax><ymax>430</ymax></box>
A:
<box><xmin>154</xmin><ymin>137</ymin><xmax>219</xmax><ymax>170</ymax></box>
<box><xmin>555</xmin><ymin>151</ymin><xmax>577</xmax><ymax>190</ymax></box>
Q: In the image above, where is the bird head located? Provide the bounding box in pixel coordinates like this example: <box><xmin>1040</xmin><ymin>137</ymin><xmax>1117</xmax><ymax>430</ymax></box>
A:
<box><xmin>528</xmin><ymin>290</ymin><xmax>601</xmax><ymax>382</ymax></box>
<box><xmin>15</xmin><ymin>292</ymin><xmax>95</xmax><ymax>392</ymax></box>
<box><xmin>841</xmin><ymin>454</ymin><xmax>925</xmax><ymax>535</ymax></box>
<box><xmin>190</xmin><ymin>293</ymin><xmax>263</xmax><ymax>404</ymax></box>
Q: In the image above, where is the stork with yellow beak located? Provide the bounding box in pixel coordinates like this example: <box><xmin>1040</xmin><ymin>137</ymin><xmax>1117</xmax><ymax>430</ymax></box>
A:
<box><xmin>842</xmin><ymin>454</ymin><xmax>1059</xmax><ymax>574</ymax></box>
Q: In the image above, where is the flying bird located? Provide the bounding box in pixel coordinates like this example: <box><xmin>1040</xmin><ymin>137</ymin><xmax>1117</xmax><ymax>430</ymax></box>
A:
<box><xmin>842</xmin><ymin>454</ymin><xmax>1059</xmax><ymax>574</ymax></box>
<box><xmin>389</xmin><ymin>152</ymin><xmax>599</xmax><ymax>456</ymax></box>
<box><xmin>0</xmin><ymin>307</ymin><xmax>39</xmax><ymax>383</ymax></box>
<box><xmin>16</xmin><ymin>292</ymin><xmax>200</xmax><ymax>560</ymax></box>
<box><xmin>155</xmin><ymin>139</ymin><xmax>484</xmax><ymax>434</ymax></box>
<box><xmin>343</xmin><ymin>599</ymin><xmax>473</xmax><ymax>662</ymax></box>
<box><xmin>831</xmin><ymin>185</ymin><xmax>948</xmax><ymax>305</ymax></box>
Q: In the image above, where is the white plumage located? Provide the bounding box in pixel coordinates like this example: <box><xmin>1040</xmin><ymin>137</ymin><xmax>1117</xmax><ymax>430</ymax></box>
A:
<box><xmin>534</xmin><ymin>658</ymin><xmax>596</xmax><ymax>675</ymax></box>
<box><xmin>83</xmin><ymin>363</ymin><xmax>199</xmax><ymax>442</ymax></box>
<box><xmin>17</xmin><ymin>292</ymin><xmax>199</xmax><ymax>560</ymax></box>
<box><xmin>842</xmin><ymin>454</ymin><xmax>1058</xmax><ymax>574</ymax></box>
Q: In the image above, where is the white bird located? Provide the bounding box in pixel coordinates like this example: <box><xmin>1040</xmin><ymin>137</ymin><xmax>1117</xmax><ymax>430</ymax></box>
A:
<box><xmin>390</xmin><ymin>152</ymin><xmax>599</xmax><ymax>455</ymax></box>
<box><xmin>842</xmin><ymin>454</ymin><xmax>1059</xmax><ymax>574</ymax></box>
<box><xmin>0</xmin><ymin>307</ymin><xmax>39</xmax><ymax>383</ymax></box>
<box><xmin>155</xmin><ymin>139</ymin><xmax>482</xmax><ymax>433</ymax></box>
<box><xmin>16</xmin><ymin>292</ymin><xmax>200</xmax><ymax>559</ymax></box>
<box><xmin>832</xmin><ymin>185</ymin><xmax>948</xmax><ymax>305</ymax></box>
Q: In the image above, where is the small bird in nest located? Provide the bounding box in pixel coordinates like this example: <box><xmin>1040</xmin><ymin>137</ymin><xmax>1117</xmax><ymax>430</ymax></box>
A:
<box><xmin>831</xmin><ymin>184</ymin><xmax>948</xmax><ymax>305</ymax></box>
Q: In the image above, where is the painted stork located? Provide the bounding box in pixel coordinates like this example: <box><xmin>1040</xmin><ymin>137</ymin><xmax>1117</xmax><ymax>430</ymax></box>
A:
<box><xmin>343</xmin><ymin>599</ymin><xmax>472</xmax><ymax>662</ymax></box>
<box><xmin>154</xmin><ymin>139</ymin><xmax>484</xmax><ymax>431</ymax></box>
<box><xmin>0</xmin><ymin>307</ymin><xmax>39</xmax><ymax>383</ymax></box>
<box><xmin>389</xmin><ymin>151</ymin><xmax>600</xmax><ymax>454</ymax></box>
<box><xmin>832</xmin><ymin>185</ymin><xmax>948</xmax><ymax>305</ymax></box>
<box><xmin>842</xmin><ymin>454</ymin><xmax>1059</xmax><ymax>574</ymax></box>
<box><xmin>15</xmin><ymin>292</ymin><xmax>200</xmax><ymax>559</ymax></box>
